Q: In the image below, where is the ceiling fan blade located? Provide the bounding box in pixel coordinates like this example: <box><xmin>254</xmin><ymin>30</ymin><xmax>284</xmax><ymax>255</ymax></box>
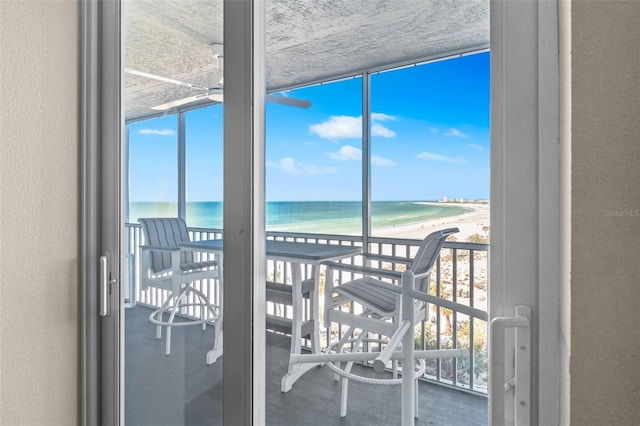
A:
<box><xmin>128</xmin><ymin>68</ymin><xmax>311</xmax><ymax>109</ymax></box>
<box><xmin>149</xmin><ymin>87</ymin><xmax>309</xmax><ymax>110</ymax></box>
<box><xmin>266</xmin><ymin>94</ymin><xmax>311</xmax><ymax>108</ymax></box>
<box><xmin>207</xmin><ymin>93</ymin><xmax>224</xmax><ymax>103</ymax></box>
<box><xmin>205</xmin><ymin>92</ymin><xmax>310</xmax><ymax>109</ymax></box>
<box><xmin>207</xmin><ymin>88</ymin><xmax>224</xmax><ymax>103</ymax></box>
<box><xmin>150</xmin><ymin>94</ymin><xmax>209</xmax><ymax>111</ymax></box>
<box><xmin>125</xmin><ymin>68</ymin><xmax>207</xmax><ymax>91</ymax></box>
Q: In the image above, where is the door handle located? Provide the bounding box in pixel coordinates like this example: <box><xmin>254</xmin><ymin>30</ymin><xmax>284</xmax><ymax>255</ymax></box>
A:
<box><xmin>490</xmin><ymin>305</ymin><xmax>531</xmax><ymax>426</ymax></box>
<box><xmin>99</xmin><ymin>254</ymin><xmax>116</xmax><ymax>316</ymax></box>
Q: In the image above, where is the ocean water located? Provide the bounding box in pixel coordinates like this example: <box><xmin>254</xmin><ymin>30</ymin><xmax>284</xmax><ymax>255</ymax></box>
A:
<box><xmin>129</xmin><ymin>201</ymin><xmax>470</xmax><ymax>235</ymax></box>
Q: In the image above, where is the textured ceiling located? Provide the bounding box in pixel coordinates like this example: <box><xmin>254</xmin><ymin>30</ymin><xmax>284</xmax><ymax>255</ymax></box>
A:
<box><xmin>124</xmin><ymin>0</ymin><xmax>489</xmax><ymax>121</ymax></box>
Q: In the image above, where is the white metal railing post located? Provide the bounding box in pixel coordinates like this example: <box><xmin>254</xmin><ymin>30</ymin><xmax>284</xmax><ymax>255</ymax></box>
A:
<box><xmin>401</xmin><ymin>270</ymin><xmax>415</xmax><ymax>425</ymax></box>
<box><xmin>490</xmin><ymin>305</ymin><xmax>532</xmax><ymax>426</ymax></box>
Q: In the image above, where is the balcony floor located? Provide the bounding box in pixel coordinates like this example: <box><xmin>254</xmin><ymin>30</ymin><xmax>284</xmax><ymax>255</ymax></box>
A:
<box><xmin>125</xmin><ymin>306</ymin><xmax>487</xmax><ymax>426</ymax></box>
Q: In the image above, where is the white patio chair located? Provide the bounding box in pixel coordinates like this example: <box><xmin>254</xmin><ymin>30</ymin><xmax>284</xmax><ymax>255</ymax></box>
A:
<box><xmin>138</xmin><ymin>217</ymin><xmax>220</xmax><ymax>355</ymax></box>
<box><xmin>322</xmin><ymin>227</ymin><xmax>459</xmax><ymax>417</ymax></box>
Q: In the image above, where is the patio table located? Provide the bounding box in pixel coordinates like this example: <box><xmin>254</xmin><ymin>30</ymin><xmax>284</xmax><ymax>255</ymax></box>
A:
<box><xmin>179</xmin><ymin>238</ymin><xmax>362</xmax><ymax>391</ymax></box>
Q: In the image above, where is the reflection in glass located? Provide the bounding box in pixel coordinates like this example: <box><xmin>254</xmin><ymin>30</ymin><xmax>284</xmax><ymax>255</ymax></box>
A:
<box><xmin>370</xmin><ymin>53</ymin><xmax>490</xmax><ymax>241</ymax></box>
<box><xmin>127</xmin><ymin>115</ymin><xmax>179</xmax><ymax>223</ymax></box>
<box><xmin>265</xmin><ymin>77</ymin><xmax>363</xmax><ymax>235</ymax></box>
<box><xmin>122</xmin><ymin>0</ymin><xmax>224</xmax><ymax>424</ymax></box>
<box><xmin>186</xmin><ymin>105</ymin><xmax>224</xmax><ymax>229</ymax></box>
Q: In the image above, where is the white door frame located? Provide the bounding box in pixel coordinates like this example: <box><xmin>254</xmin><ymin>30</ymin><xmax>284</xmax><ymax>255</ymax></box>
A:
<box><xmin>81</xmin><ymin>0</ymin><xmax>123</xmax><ymax>424</ymax></box>
<box><xmin>81</xmin><ymin>0</ymin><xmax>267</xmax><ymax>424</ymax></box>
<box><xmin>490</xmin><ymin>0</ymin><xmax>568</xmax><ymax>424</ymax></box>
<box><xmin>82</xmin><ymin>0</ymin><xmax>568</xmax><ymax>424</ymax></box>
<box><xmin>222</xmin><ymin>1</ymin><xmax>266</xmax><ymax>425</ymax></box>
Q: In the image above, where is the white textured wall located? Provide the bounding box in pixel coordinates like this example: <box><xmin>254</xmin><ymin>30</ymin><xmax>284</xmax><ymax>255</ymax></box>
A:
<box><xmin>571</xmin><ymin>1</ymin><xmax>640</xmax><ymax>424</ymax></box>
<box><xmin>0</xmin><ymin>1</ymin><xmax>79</xmax><ymax>425</ymax></box>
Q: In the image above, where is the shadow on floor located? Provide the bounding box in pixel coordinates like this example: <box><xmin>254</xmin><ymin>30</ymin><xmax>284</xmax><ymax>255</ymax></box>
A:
<box><xmin>125</xmin><ymin>306</ymin><xmax>487</xmax><ymax>426</ymax></box>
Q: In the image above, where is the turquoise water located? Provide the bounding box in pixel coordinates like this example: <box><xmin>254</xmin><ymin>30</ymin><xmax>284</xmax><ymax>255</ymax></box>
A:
<box><xmin>128</xmin><ymin>201</ymin><xmax>470</xmax><ymax>235</ymax></box>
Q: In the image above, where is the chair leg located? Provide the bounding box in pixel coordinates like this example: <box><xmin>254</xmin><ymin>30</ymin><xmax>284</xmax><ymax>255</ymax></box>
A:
<box><xmin>165</xmin><ymin>309</ymin><xmax>176</xmax><ymax>355</ymax></box>
<box><xmin>208</xmin><ymin>278</ymin><xmax>224</xmax><ymax>364</ymax></box>
<box><xmin>333</xmin><ymin>327</ymin><xmax>355</xmax><ymax>382</ymax></box>
<box><xmin>165</xmin><ymin>332</ymin><xmax>171</xmax><ymax>355</ymax></box>
<box><xmin>204</xmin><ymin>300</ymin><xmax>218</xmax><ymax>330</ymax></box>
<box><xmin>149</xmin><ymin>285</ymin><xmax>218</xmax><ymax>356</ymax></box>
<box><xmin>188</xmin><ymin>285</ymin><xmax>218</xmax><ymax>329</ymax></box>
<box><xmin>154</xmin><ymin>294</ymin><xmax>175</xmax><ymax>340</ymax></box>
<box><xmin>165</xmin><ymin>289</ymin><xmax>188</xmax><ymax>355</ymax></box>
<box><xmin>339</xmin><ymin>331</ymin><xmax>366</xmax><ymax>417</ymax></box>
<box><xmin>340</xmin><ymin>379</ymin><xmax>349</xmax><ymax>417</ymax></box>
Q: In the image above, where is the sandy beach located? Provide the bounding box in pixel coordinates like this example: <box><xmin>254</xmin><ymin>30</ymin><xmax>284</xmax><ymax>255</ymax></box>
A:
<box><xmin>368</xmin><ymin>202</ymin><xmax>490</xmax><ymax>313</ymax></box>
<box><xmin>373</xmin><ymin>202</ymin><xmax>490</xmax><ymax>242</ymax></box>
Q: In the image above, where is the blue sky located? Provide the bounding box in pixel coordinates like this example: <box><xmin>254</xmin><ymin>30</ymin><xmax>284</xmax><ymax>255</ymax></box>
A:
<box><xmin>128</xmin><ymin>51</ymin><xmax>490</xmax><ymax>202</ymax></box>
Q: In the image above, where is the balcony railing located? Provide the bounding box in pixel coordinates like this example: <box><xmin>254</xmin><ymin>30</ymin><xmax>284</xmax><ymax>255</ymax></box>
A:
<box><xmin>125</xmin><ymin>223</ymin><xmax>489</xmax><ymax>395</ymax></box>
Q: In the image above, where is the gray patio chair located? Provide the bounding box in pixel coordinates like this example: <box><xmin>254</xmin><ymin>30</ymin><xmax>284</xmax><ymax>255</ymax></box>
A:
<box><xmin>138</xmin><ymin>217</ymin><xmax>220</xmax><ymax>355</ymax></box>
<box><xmin>322</xmin><ymin>227</ymin><xmax>459</xmax><ymax>417</ymax></box>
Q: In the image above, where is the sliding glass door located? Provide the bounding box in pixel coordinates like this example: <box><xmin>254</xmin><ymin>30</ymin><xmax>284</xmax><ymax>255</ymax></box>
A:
<box><xmin>86</xmin><ymin>0</ymin><xmax>264</xmax><ymax>424</ymax></box>
<box><xmin>84</xmin><ymin>1</ymin><xmax>563</xmax><ymax>425</ymax></box>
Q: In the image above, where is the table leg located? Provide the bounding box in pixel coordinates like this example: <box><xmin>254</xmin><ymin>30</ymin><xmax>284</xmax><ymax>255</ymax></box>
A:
<box><xmin>206</xmin><ymin>252</ymin><xmax>223</xmax><ymax>364</ymax></box>
<box><xmin>281</xmin><ymin>262</ymin><xmax>323</xmax><ymax>392</ymax></box>
<box><xmin>310</xmin><ymin>265</ymin><xmax>321</xmax><ymax>354</ymax></box>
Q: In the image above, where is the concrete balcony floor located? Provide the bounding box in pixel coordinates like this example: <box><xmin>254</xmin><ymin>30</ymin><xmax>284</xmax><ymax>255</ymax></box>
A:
<box><xmin>125</xmin><ymin>306</ymin><xmax>487</xmax><ymax>426</ymax></box>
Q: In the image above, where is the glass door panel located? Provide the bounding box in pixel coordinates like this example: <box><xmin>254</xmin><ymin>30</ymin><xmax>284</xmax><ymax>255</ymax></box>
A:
<box><xmin>265</xmin><ymin>78</ymin><xmax>363</xmax><ymax>235</ymax></box>
<box><xmin>264</xmin><ymin>57</ymin><xmax>365</xmax><ymax>426</ymax></box>
<box><xmin>370</xmin><ymin>54</ymin><xmax>490</xmax><ymax>239</ymax></box>
<box><xmin>127</xmin><ymin>115</ymin><xmax>179</xmax><ymax>222</ymax></box>
<box><xmin>263</xmin><ymin>2</ymin><xmax>489</xmax><ymax>425</ymax></box>
<box><xmin>122</xmin><ymin>1</ymin><xmax>224</xmax><ymax>424</ymax></box>
<box><xmin>370</xmin><ymin>54</ymin><xmax>491</xmax><ymax>395</ymax></box>
<box><xmin>185</xmin><ymin>105</ymin><xmax>224</xmax><ymax>229</ymax></box>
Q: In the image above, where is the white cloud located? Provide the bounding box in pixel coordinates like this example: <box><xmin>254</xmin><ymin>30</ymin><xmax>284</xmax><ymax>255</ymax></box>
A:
<box><xmin>430</xmin><ymin>127</ymin><xmax>438</xmax><ymax>133</ymax></box>
<box><xmin>326</xmin><ymin>145</ymin><xmax>395</xmax><ymax>167</ymax></box>
<box><xmin>372</xmin><ymin>155</ymin><xmax>396</xmax><ymax>167</ymax></box>
<box><xmin>139</xmin><ymin>128</ymin><xmax>175</xmax><ymax>136</ymax></box>
<box><xmin>277</xmin><ymin>158</ymin><xmax>302</xmax><ymax>174</ymax></box>
<box><xmin>266</xmin><ymin>157</ymin><xmax>336</xmax><ymax>175</ymax></box>
<box><xmin>310</xmin><ymin>116</ymin><xmax>361</xmax><ymax>139</ymax></box>
<box><xmin>444</xmin><ymin>128</ymin><xmax>468</xmax><ymax>138</ymax></box>
<box><xmin>371</xmin><ymin>112</ymin><xmax>397</xmax><ymax>122</ymax></box>
<box><xmin>371</xmin><ymin>123</ymin><xmax>396</xmax><ymax>138</ymax></box>
<box><xmin>327</xmin><ymin>145</ymin><xmax>361</xmax><ymax>161</ymax></box>
<box><xmin>309</xmin><ymin>113</ymin><xmax>397</xmax><ymax>140</ymax></box>
<box><xmin>468</xmin><ymin>143</ymin><xmax>483</xmax><ymax>151</ymax></box>
<box><xmin>417</xmin><ymin>152</ymin><xmax>466</xmax><ymax>164</ymax></box>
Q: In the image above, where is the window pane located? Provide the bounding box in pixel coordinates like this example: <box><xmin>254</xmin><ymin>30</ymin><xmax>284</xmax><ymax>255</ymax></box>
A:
<box><xmin>185</xmin><ymin>104</ymin><xmax>224</xmax><ymax>229</ymax></box>
<box><xmin>127</xmin><ymin>115</ymin><xmax>178</xmax><ymax>223</ymax></box>
<box><xmin>370</xmin><ymin>53</ymin><xmax>490</xmax><ymax>242</ymax></box>
<box><xmin>122</xmin><ymin>0</ymin><xmax>224</xmax><ymax>423</ymax></box>
<box><xmin>265</xmin><ymin>77</ymin><xmax>363</xmax><ymax>235</ymax></box>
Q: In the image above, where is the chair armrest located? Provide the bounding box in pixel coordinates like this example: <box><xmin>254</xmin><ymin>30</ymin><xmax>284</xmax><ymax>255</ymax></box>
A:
<box><xmin>321</xmin><ymin>261</ymin><xmax>402</xmax><ymax>281</ymax></box>
<box><xmin>363</xmin><ymin>253</ymin><xmax>412</xmax><ymax>266</ymax></box>
<box><xmin>139</xmin><ymin>245</ymin><xmax>180</xmax><ymax>252</ymax></box>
